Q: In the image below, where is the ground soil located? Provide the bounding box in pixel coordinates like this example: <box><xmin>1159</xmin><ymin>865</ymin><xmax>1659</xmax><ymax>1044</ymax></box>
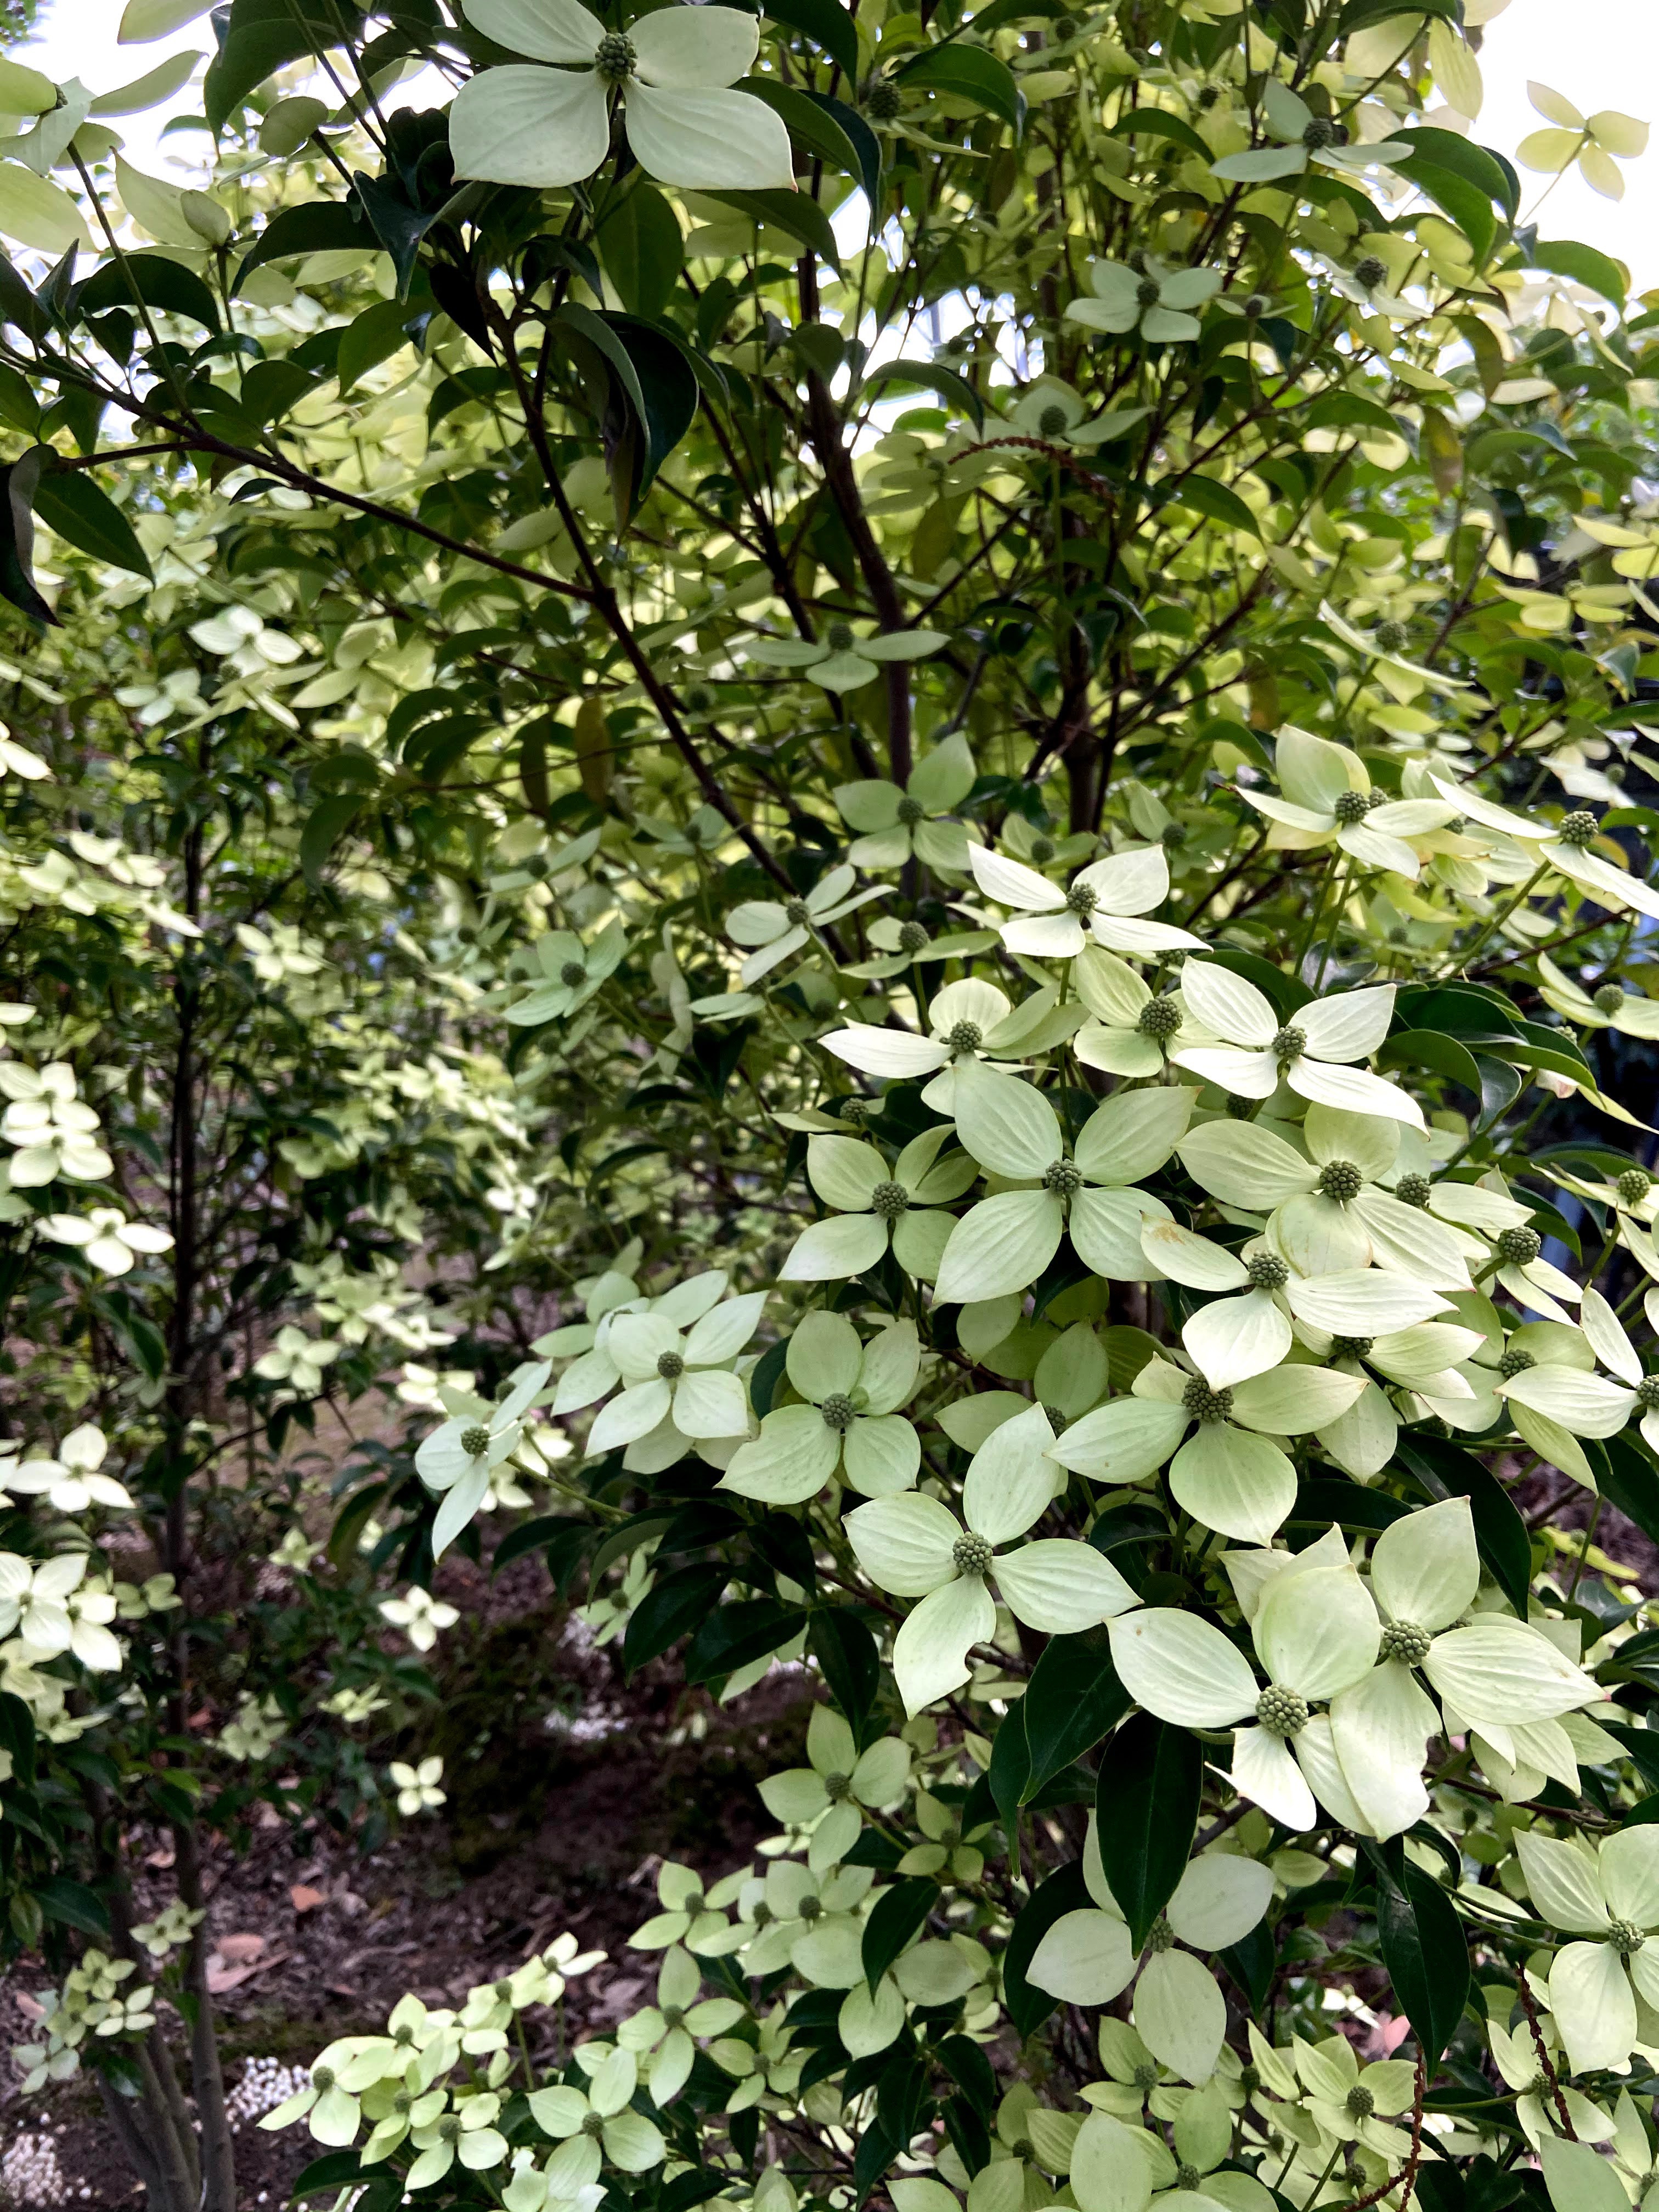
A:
<box><xmin>0</xmin><ymin>1551</ymin><xmax>815</xmax><ymax>2209</ymax></box>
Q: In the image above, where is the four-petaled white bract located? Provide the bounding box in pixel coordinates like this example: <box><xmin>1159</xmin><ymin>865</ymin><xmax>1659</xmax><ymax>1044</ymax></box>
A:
<box><xmin>450</xmin><ymin>0</ymin><xmax>794</xmax><ymax>191</ymax></box>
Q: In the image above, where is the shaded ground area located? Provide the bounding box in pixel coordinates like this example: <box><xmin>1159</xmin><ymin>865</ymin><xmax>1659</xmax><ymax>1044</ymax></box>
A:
<box><xmin>0</xmin><ymin>1572</ymin><xmax>815</xmax><ymax>2208</ymax></box>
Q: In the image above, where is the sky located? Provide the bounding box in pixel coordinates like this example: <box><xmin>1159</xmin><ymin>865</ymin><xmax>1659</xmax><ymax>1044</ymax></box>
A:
<box><xmin>14</xmin><ymin>0</ymin><xmax>1659</xmax><ymax>289</ymax></box>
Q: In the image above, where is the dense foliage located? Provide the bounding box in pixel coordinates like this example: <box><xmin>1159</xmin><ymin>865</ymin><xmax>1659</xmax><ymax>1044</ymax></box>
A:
<box><xmin>6</xmin><ymin>3</ymin><xmax>1659</xmax><ymax>2212</ymax></box>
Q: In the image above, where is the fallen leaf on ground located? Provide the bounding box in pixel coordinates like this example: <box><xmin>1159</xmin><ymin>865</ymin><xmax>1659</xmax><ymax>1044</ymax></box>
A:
<box><xmin>218</xmin><ymin>1933</ymin><xmax>266</xmax><ymax>1962</ymax></box>
<box><xmin>205</xmin><ymin>1946</ymin><xmax>290</xmax><ymax>1995</ymax></box>
<box><xmin>289</xmin><ymin>1883</ymin><xmax>326</xmax><ymax>1912</ymax></box>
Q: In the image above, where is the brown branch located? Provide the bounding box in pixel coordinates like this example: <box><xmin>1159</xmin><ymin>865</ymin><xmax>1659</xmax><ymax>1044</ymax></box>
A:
<box><xmin>1517</xmin><ymin>1973</ymin><xmax>1577</xmax><ymax>2140</ymax></box>
<box><xmin>1340</xmin><ymin>2053</ymin><xmax>1427</xmax><ymax>2212</ymax></box>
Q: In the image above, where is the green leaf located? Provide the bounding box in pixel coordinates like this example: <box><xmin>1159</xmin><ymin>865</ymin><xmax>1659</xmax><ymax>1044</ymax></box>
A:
<box><xmin>896</xmin><ymin>43</ymin><xmax>1025</xmax><ymax>134</ymax></box>
<box><xmin>1391</xmin><ymin>127</ymin><xmax>1520</xmax><ymax>219</ymax></box>
<box><xmin>0</xmin><ymin>445</ymin><xmax>55</xmax><ymax>625</ymax></box>
<box><xmin>1019</xmin><ymin>1629</ymin><xmax>1130</xmax><ymax>1802</ymax></box>
<box><xmin>964</xmin><ymin>0</ymin><xmax>1067</xmax><ymax>32</ymax></box>
<box><xmin>685</xmin><ymin>1598</ymin><xmax>802</xmax><ymax>1685</ymax></box>
<box><xmin>556</xmin><ymin>303</ymin><xmax>700</xmax><ymax>514</ymax></box>
<box><xmin>861</xmin><ymin>1876</ymin><xmax>936</xmax><ymax>1993</ymax></box>
<box><xmin>596</xmin><ymin>180</ymin><xmax>684</xmax><ymax>320</ymax></box>
<box><xmin>1302</xmin><ymin>392</ymin><xmax>1403</xmax><ymax>436</ymax></box>
<box><xmin>1375</xmin><ymin>1859</ymin><xmax>1468</xmax><ymax>2067</ymax></box>
<box><xmin>233</xmin><ymin>198</ymin><xmax>377</xmax><ymax>296</ymax></box>
<box><xmin>1397</xmin><ymin>159</ymin><xmax>1494</xmax><ymax>264</ymax></box>
<box><xmin>764</xmin><ymin>0</ymin><xmax>860</xmax><ymax>84</ymax></box>
<box><xmin>1379</xmin><ymin>1029</ymin><xmax>1485</xmax><ymax>1102</ymax></box>
<box><xmin>1095</xmin><ymin>1713</ymin><xmax>1201</xmax><ymax>1951</ymax></box>
<box><xmin>1159</xmin><ymin>473</ymin><xmax>1261</xmax><ymax>538</ymax></box>
<box><xmin>290</xmin><ymin>2152</ymin><xmax>368</xmax><ymax>2200</ymax></box>
<box><xmin>1003</xmin><ymin>1859</ymin><xmax>1088</xmax><ymax>2038</ymax></box>
<box><xmin>1107</xmin><ymin>109</ymin><xmax>1214</xmax><ymax>162</ymax></box>
<box><xmin>1392</xmin><ymin>982</ymin><xmax>1523</xmax><ymax>1038</ymax></box>
<box><xmin>299</xmin><ymin>793</ymin><xmax>362</xmax><ymax>887</ymax></box>
<box><xmin>1598</xmin><ymin>1437</ymin><xmax>1659</xmax><ymax>1554</ymax></box>
<box><xmin>77</xmin><ymin>249</ymin><xmax>221</xmax><ymax>332</ymax></box>
<box><xmin>809</xmin><ymin>1607</ymin><xmax>881</xmax><ymax>1727</ymax></box>
<box><xmin>1528</xmin><ymin>239</ymin><xmax>1628</xmax><ymax>307</ymax></box>
<box><xmin>989</xmin><ymin>1698</ymin><xmax>1030</xmax><ymax>1846</ymax></box>
<box><xmin>35</xmin><ymin>1876</ymin><xmax>110</xmax><ymax>1938</ymax></box>
<box><xmin>862</xmin><ymin>357</ymin><xmax>985</xmax><ymax>430</ymax></box>
<box><xmin>205</xmin><ymin>0</ymin><xmax>366</xmax><ymax>133</ymax></box>
<box><xmin>34</xmin><ymin>467</ymin><xmax>152</xmax><ymax>579</ymax></box>
<box><xmin>704</xmin><ymin>187</ymin><xmax>842</xmax><ymax>269</ymax></box>
<box><xmin>742</xmin><ymin>78</ymin><xmax>876</xmax><ymax>198</ymax></box>
<box><xmin>492</xmin><ymin>1513</ymin><xmax>590</xmax><ymax>1575</ymax></box>
<box><xmin>623</xmin><ymin>1562</ymin><xmax>731</xmax><ymax>1675</ymax></box>
<box><xmin>337</xmin><ymin>297</ymin><xmax>420</xmax><ymax>397</ymax></box>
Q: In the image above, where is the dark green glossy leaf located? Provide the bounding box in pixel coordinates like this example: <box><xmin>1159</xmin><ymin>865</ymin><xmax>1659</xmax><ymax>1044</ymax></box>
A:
<box><xmin>863</xmin><ymin>357</ymin><xmax>985</xmax><ymax>429</ymax></box>
<box><xmin>1376</xmin><ymin>1861</ymin><xmax>1468</xmax><ymax>2067</ymax></box>
<box><xmin>78</xmin><ymin>250</ymin><xmax>221</xmax><ymax>332</ymax></box>
<box><xmin>896</xmin><ymin>42</ymin><xmax>1024</xmax><ymax>134</ymax></box>
<box><xmin>623</xmin><ymin>1562</ymin><xmax>730</xmax><ymax>1675</ymax></box>
<box><xmin>1095</xmin><ymin>1713</ymin><xmax>1201</xmax><ymax>1951</ymax></box>
<box><xmin>861</xmin><ymin>1876</ymin><xmax>935</xmax><ymax>1992</ymax></box>
<box><xmin>35</xmin><ymin>466</ymin><xmax>151</xmax><ymax>580</ymax></box>
<box><xmin>1019</xmin><ymin>1629</ymin><xmax>1130</xmax><ymax>1802</ymax></box>
<box><xmin>1002</xmin><ymin>1859</ymin><xmax>1088</xmax><ymax>2037</ymax></box>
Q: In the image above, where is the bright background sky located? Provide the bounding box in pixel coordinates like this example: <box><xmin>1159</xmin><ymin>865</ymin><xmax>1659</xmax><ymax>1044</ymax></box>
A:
<box><xmin>14</xmin><ymin>0</ymin><xmax>1659</xmax><ymax>290</ymax></box>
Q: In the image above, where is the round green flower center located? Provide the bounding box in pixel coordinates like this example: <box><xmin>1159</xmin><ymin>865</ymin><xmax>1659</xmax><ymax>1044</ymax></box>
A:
<box><xmin>1272</xmin><ymin>1024</ymin><xmax>1306</xmax><ymax>1065</ymax></box>
<box><xmin>1065</xmin><ymin>881</ymin><xmax>1098</xmax><ymax>917</ymax></box>
<box><xmin>1133</xmin><ymin>2062</ymin><xmax>1159</xmax><ymax>2090</ymax></box>
<box><xmin>1030</xmin><ymin>835</ymin><xmax>1057</xmax><ymax>865</ymax></box>
<box><xmin>1608</xmin><ymin>1918</ymin><xmax>1646</xmax><ymax>1956</ymax></box>
<box><xmin>1240</xmin><ymin>2064</ymin><xmax>1260</xmax><ymax>2095</ymax></box>
<box><xmin>840</xmin><ymin>1097</ymin><xmax>870</xmax><ymax>1126</ymax></box>
<box><xmin>899</xmin><ymin>919</ymin><xmax>930</xmax><ymax>954</ymax></box>
<box><xmin>1353</xmin><ymin>258</ymin><xmax>1389</xmax><ymax>294</ymax></box>
<box><xmin>662</xmin><ymin>2004</ymin><xmax>686</xmax><ymax>2029</ymax></box>
<box><xmin>1380</xmin><ymin>1621</ymin><xmax>1431</xmax><ymax>1666</ymax></box>
<box><xmin>946</xmin><ymin>1020</ymin><xmax>983</xmax><ymax>1054</ymax></box>
<box><xmin>393</xmin><ymin>2088</ymin><xmax>413</xmax><ymax>2114</ymax></box>
<box><xmin>1594</xmin><ymin>983</ymin><xmax>1626</xmax><ymax>1014</ymax></box>
<box><xmin>783</xmin><ymin>898</ymin><xmax>811</xmax><ymax>927</ymax></box>
<box><xmin>1618</xmin><ymin>1167</ymin><xmax>1652</xmax><ymax>1206</ymax></box>
<box><xmin>1183</xmin><ymin>1377</ymin><xmax>1233</xmax><ymax>1424</ymax></box>
<box><xmin>871</xmin><ymin>1178</ymin><xmax>911</xmax><ymax>1221</ymax></box>
<box><xmin>1333</xmin><ymin>790</ymin><xmax>1369</xmax><ymax>827</ymax></box>
<box><xmin>1037</xmin><ymin>403</ymin><xmax>1070</xmax><ymax>438</ymax></box>
<box><xmin>1497</xmin><ymin>1226</ymin><xmax>1541</xmax><ymax>1267</ymax></box>
<box><xmin>1146</xmin><ymin>1912</ymin><xmax>1176</xmax><ymax>1953</ymax></box>
<box><xmin>1317</xmin><ymin>1159</ymin><xmax>1364</xmax><ymax>1203</ymax></box>
<box><xmin>823</xmin><ymin>1770</ymin><xmax>853</xmax><ymax>1802</ymax></box>
<box><xmin>459</xmin><ymin>1425</ymin><xmax>492</xmax><ymax>1459</ymax></box>
<box><xmin>825</xmin><ymin>621</ymin><xmax>856</xmax><ymax>653</ymax></box>
<box><xmin>1042</xmin><ymin>1404</ymin><xmax>1068</xmax><ymax>1434</ymax></box>
<box><xmin>1329</xmin><ymin>1335</ymin><xmax>1373</xmax><ymax>1363</ymax></box>
<box><xmin>896</xmin><ymin>795</ymin><xmax>926</xmax><ymax>826</ymax></box>
<box><xmin>560</xmin><ymin>960</ymin><xmax>586</xmax><ymax>988</ymax></box>
<box><xmin>1556</xmin><ymin>810</ymin><xmax>1598</xmax><ymax>848</ymax></box>
<box><xmin>1244</xmin><ymin>293</ymin><xmax>1270</xmax><ymax>317</ymax></box>
<box><xmin>1138</xmin><ymin>996</ymin><xmax>1183</xmax><ymax>1040</ymax></box>
<box><xmin>582</xmin><ymin>2110</ymin><xmax>607</xmax><ymax>2138</ymax></box>
<box><xmin>1161</xmin><ymin>822</ymin><xmax>1188</xmax><ymax>850</ymax></box>
<box><xmin>1498</xmin><ymin>1346</ymin><xmax>1536</xmax><ymax>1380</ymax></box>
<box><xmin>394</xmin><ymin>2025</ymin><xmax>415</xmax><ymax>2046</ymax></box>
<box><xmin>752</xmin><ymin>1901</ymin><xmax>773</xmax><ymax>1927</ymax></box>
<box><xmin>953</xmin><ymin>1531</ymin><xmax>995</xmax><ymax>1577</ymax></box>
<box><xmin>1256</xmin><ymin>1685</ymin><xmax>1308</xmax><ymax>1736</ymax></box>
<box><xmin>594</xmin><ymin>28</ymin><xmax>636</xmax><ymax>81</ymax></box>
<box><xmin>494</xmin><ymin>1977</ymin><xmax>514</xmax><ymax>2000</ymax></box>
<box><xmin>1248</xmin><ymin>1253</ymin><xmax>1289</xmax><ymax>1290</ymax></box>
<box><xmin>657</xmin><ymin>1350</ymin><xmax>685</xmax><ymax>1380</ymax></box>
<box><xmin>1136</xmin><ymin>278</ymin><xmax>1161</xmax><ymax>309</ymax></box>
<box><xmin>865</xmin><ymin>77</ymin><xmax>903</xmax><ymax>120</ymax></box>
<box><xmin>684</xmin><ymin>683</ymin><xmax>714</xmax><ymax>713</ymax></box>
<box><xmin>312</xmin><ymin>2066</ymin><xmax>335</xmax><ymax>2091</ymax></box>
<box><xmin>1393</xmin><ymin>1173</ymin><xmax>1431</xmax><ymax>1209</ymax></box>
<box><xmin>820</xmin><ymin>1392</ymin><xmax>857</xmax><ymax>1433</ymax></box>
<box><xmin>1637</xmin><ymin>1378</ymin><xmax>1659</xmax><ymax>1412</ymax></box>
<box><xmin>1302</xmin><ymin>115</ymin><xmax>1338</xmax><ymax>149</ymax></box>
<box><xmin>1043</xmin><ymin>1158</ymin><xmax>1083</xmax><ymax>1197</ymax></box>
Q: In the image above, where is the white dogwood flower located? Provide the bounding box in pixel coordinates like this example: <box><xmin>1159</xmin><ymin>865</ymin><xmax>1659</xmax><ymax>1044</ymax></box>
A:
<box><xmin>721</xmin><ymin>1313</ymin><xmax>919</xmax><ymax>1504</ymax></box>
<box><xmin>967</xmin><ymin>842</ymin><xmax>1205</xmax><ymax>961</ymax></box>
<box><xmin>416</xmin><ymin>1362</ymin><xmax>551</xmax><ymax>1556</ymax></box>
<box><xmin>1516</xmin><ymin>1826</ymin><xmax>1659</xmax><ymax>2075</ymax></box>
<box><xmin>1172</xmin><ymin>966</ymin><xmax>1421</xmax><ymax>1126</ymax></box>
<box><xmin>449</xmin><ymin>0</ymin><xmax>793</xmax><ymax>191</ymax></box>
<box><xmin>4</xmin><ymin>1424</ymin><xmax>132</xmax><ymax>1512</ymax></box>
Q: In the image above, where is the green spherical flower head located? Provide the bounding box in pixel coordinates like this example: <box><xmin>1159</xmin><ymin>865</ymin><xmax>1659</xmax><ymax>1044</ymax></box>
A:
<box><xmin>1272</xmin><ymin>1023</ymin><xmax>1306</xmax><ymax>1066</ymax></box>
<box><xmin>1226</xmin><ymin>1093</ymin><xmax>1254</xmax><ymax>1119</ymax></box>
<box><xmin>1353</xmin><ymin>257</ymin><xmax>1389</xmax><ymax>294</ymax></box>
<box><xmin>661</xmin><ymin>2003</ymin><xmax>686</xmax><ymax>2029</ymax></box>
<box><xmin>1637</xmin><ymin>1376</ymin><xmax>1659</xmax><ymax>1412</ymax></box>
<box><xmin>1333</xmin><ymin>789</ymin><xmax>1370</xmax><ymax>826</ymax></box>
<box><xmin>1248</xmin><ymin>1252</ymin><xmax>1289</xmax><ymax>1290</ymax></box>
<box><xmin>953</xmin><ymin>1531</ymin><xmax>995</xmax><ymax>1577</ymax></box>
<box><xmin>896</xmin><ymin>794</ymin><xmax>927</xmax><ymax>827</ymax></box>
<box><xmin>840</xmin><ymin>1096</ymin><xmax>871</xmax><ymax>1126</ymax></box>
<box><xmin>1380</xmin><ymin>1620</ymin><xmax>1431</xmax><ymax>1666</ymax></box>
<box><xmin>1126</xmin><ymin>248</ymin><xmax>1149</xmax><ymax>275</ymax></box>
<box><xmin>1037</xmin><ymin>403</ymin><xmax>1070</xmax><ymax>439</ymax></box>
<box><xmin>312</xmin><ymin>2066</ymin><xmax>336</xmax><ymax>2092</ymax></box>
<box><xmin>783</xmin><ymin>896</ymin><xmax>811</xmax><ymax>927</ymax></box>
<box><xmin>1133</xmin><ymin>2062</ymin><xmax>1160</xmax><ymax>2090</ymax></box>
<box><xmin>594</xmin><ymin>27</ymin><xmax>636</xmax><ymax>81</ymax></box>
<box><xmin>1317</xmin><ymin>1159</ymin><xmax>1364</xmax><ymax>1203</ymax></box>
<box><xmin>825</xmin><ymin>620</ymin><xmax>856</xmax><ymax>654</ymax></box>
<box><xmin>1393</xmin><ymin>1173</ymin><xmax>1431</xmax><ymax>1209</ymax></box>
<box><xmin>1138</xmin><ymin>995</ymin><xmax>1183</xmax><ymax>1040</ymax></box>
<box><xmin>871</xmin><ymin>1178</ymin><xmax>911</xmax><ymax>1221</ymax></box>
<box><xmin>1240</xmin><ymin>2064</ymin><xmax>1261</xmax><ymax>2095</ymax></box>
<box><xmin>1346</xmin><ymin>2084</ymin><xmax>1375</xmax><ymax>2120</ymax></box>
<box><xmin>1497</xmin><ymin>1225</ymin><xmax>1541</xmax><ymax>1267</ymax></box>
<box><xmin>1302</xmin><ymin>114</ymin><xmax>1338</xmax><ymax>149</ymax></box>
<box><xmin>494</xmin><ymin>1976</ymin><xmax>515</xmax><ymax>2000</ymax></box>
<box><xmin>560</xmin><ymin>959</ymin><xmax>587</xmax><ymax>989</ymax></box>
<box><xmin>946</xmin><ymin>1020</ymin><xmax>983</xmax><ymax>1054</ymax></box>
<box><xmin>1618</xmin><ymin>1167</ymin><xmax>1652</xmax><ymax>1207</ymax></box>
<box><xmin>1256</xmin><ymin>1684</ymin><xmax>1308</xmax><ymax>1736</ymax></box>
<box><xmin>1176</xmin><ymin>2169</ymin><xmax>1201</xmax><ymax>2191</ymax></box>
<box><xmin>580</xmin><ymin>2109</ymin><xmax>607</xmax><ymax>2140</ymax></box>
<box><xmin>442</xmin><ymin>2113</ymin><xmax>467</xmax><ymax>2143</ymax></box>
<box><xmin>1146</xmin><ymin>1912</ymin><xmax>1176</xmax><ymax>1954</ymax></box>
<box><xmin>459</xmin><ymin>1424</ymin><xmax>492</xmax><ymax>1460</ymax></box>
<box><xmin>1065</xmin><ymin>881</ymin><xmax>1098</xmax><ymax>917</ymax></box>
<box><xmin>1197</xmin><ymin>83</ymin><xmax>1221</xmax><ymax>109</ymax></box>
<box><xmin>1608</xmin><ymin>1918</ymin><xmax>1646</xmax><ymax>1956</ymax></box>
<box><xmin>1135</xmin><ymin>276</ymin><xmax>1161</xmax><ymax>309</ymax></box>
<box><xmin>1043</xmin><ymin>1157</ymin><xmax>1083</xmax><ymax>1197</ymax></box>
<box><xmin>1042</xmin><ymin>1403</ymin><xmax>1068</xmax><ymax>1434</ymax></box>
<box><xmin>898</xmin><ymin>919</ymin><xmax>930</xmax><ymax>955</ymax></box>
<box><xmin>1329</xmin><ymin>1335</ymin><xmax>1373</xmax><ymax>1363</ymax></box>
<box><xmin>1183</xmin><ymin>1376</ymin><xmax>1234</xmax><ymax>1424</ymax></box>
<box><xmin>1030</xmin><ymin>834</ymin><xmax>1057</xmax><ymax>865</ymax></box>
<box><xmin>1594</xmin><ymin>983</ymin><xmax>1626</xmax><ymax>1014</ymax></box>
<box><xmin>1557</xmin><ymin>809</ymin><xmax>1599</xmax><ymax>848</ymax></box>
<box><xmin>1244</xmin><ymin>292</ymin><xmax>1271</xmax><ymax>318</ymax></box>
<box><xmin>865</xmin><ymin>76</ymin><xmax>903</xmax><ymax>119</ymax></box>
<box><xmin>392</xmin><ymin>2087</ymin><xmax>414</xmax><ymax>2114</ymax></box>
<box><xmin>1161</xmin><ymin>821</ymin><xmax>1188</xmax><ymax>850</ymax></box>
<box><xmin>1498</xmin><ymin>1346</ymin><xmax>1536</xmax><ymax>1380</ymax></box>
<box><xmin>820</xmin><ymin>1392</ymin><xmax>857</xmax><ymax>1433</ymax></box>
<box><xmin>684</xmin><ymin>682</ymin><xmax>715</xmax><ymax>713</ymax></box>
<box><xmin>823</xmin><ymin>1770</ymin><xmax>853</xmax><ymax>1802</ymax></box>
<box><xmin>656</xmin><ymin>1350</ymin><xmax>685</xmax><ymax>1380</ymax></box>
